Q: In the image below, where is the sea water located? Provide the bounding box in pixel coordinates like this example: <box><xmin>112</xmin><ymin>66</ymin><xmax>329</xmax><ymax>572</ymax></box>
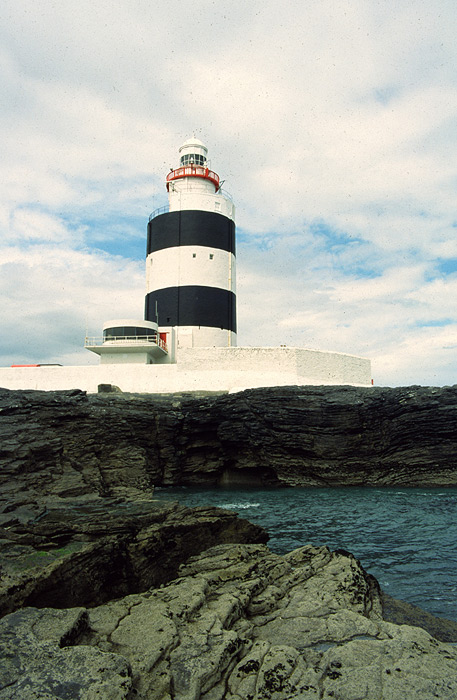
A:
<box><xmin>153</xmin><ymin>486</ymin><xmax>457</xmax><ymax>622</ymax></box>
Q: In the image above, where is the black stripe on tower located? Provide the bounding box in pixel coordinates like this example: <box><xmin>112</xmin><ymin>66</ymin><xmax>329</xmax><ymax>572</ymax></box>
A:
<box><xmin>145</xmin><ymin>286</ymin><xmax>236</xmax><ymax>333</ymax></box>
<box><xmin>147</xmin><ymin>210</ymin><xmax>236</xmax><ymax>255</ymax></box>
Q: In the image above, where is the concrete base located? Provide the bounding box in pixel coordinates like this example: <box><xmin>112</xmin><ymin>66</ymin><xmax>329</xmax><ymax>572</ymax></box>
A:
<box><xmin>0</xmin><ymin>347</ymin><xmax>372</xmax><ymax>393</ymax></box>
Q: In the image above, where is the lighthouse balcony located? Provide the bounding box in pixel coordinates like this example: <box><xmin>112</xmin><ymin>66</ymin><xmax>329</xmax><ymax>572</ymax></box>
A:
<box><xmin>85</xmin><ymin>319</ymin><xmax>169</xmax><ymax>364</ymax></box>
<box><xmin>149</xmin><ymin>204</ymin><xmax>170</xmax><ymax>221</ymax></box>
<box><xmin>85</xmin><ymin>335</ymin><xmax>168</xmax><ymax>364</ymax></box>
<box><xmin>166</xmin><ymin>165</ymin><xmax>220</xmax><ymax>191</ymax></box>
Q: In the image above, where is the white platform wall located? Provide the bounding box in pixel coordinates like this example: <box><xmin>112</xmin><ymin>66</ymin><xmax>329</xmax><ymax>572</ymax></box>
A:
<box><xmin>0</xmin><ymin>347</ymin><xmax>371</xmax><ymax>393</ymax></box>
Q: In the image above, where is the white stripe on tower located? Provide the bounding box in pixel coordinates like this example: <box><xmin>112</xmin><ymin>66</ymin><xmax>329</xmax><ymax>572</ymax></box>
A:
<box><xmin>146</xmin><ymin>247</ymin><xmax>236</xmax><ymax>293</ymax></box>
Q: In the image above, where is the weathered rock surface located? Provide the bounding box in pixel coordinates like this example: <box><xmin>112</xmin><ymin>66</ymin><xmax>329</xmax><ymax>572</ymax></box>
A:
<box><xmin>1</xmin><ymin>385</ymin><xmax>457</xmax><ymax>490</ymax></box>
<box><xmin>0</xmin><ymin>498</ymin><xmax>267</xmax><ymax>618</ymax></box>
<box><xmin>2</xmin><ymin>543</ymin><xmax>457</xmax><ymax>699</ymax></box>
<box><xmin>0</xmin><ymin>607</ymin><xmax>132</xmax><ymax>699</ymax></box>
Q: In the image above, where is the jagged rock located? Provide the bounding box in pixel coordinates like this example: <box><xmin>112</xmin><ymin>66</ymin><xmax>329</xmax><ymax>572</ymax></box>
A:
<box><xmin>2</xmin><ymin>544</ymin><xmax>457</xmax><ymax>699</ymax></box>
<box><xmin>0</xmin><ymin>499</ymin><xmax>268</xmax><ymax>618</ymax></box>
<box><xmin>1</xmin><ymin>385</ymin><xmax>457</xmax><ymax>492</ymax></box>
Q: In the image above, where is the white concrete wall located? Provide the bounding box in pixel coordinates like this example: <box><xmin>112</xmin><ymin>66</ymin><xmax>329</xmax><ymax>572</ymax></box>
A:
<box><xmin>99</xmin><ymin>352</ymin><xmax>151</xmax><ymax>365</ymax></box>
<box><xmin>0</xmin><ymin>346</ymin><xmax>372</xmax><ymax>393</ymax></box>
<box><xmin>177</xmin><ymin>347</ymin><xmax>298</xmax><ymax>372</ymax></box>
<box><xmin>175</xmin><ymin>327</ymin><xmax>236</xmax><ymax>349</ymax></box>
<box><xmin>102</xmin><ymin>319</ymin><xmax>157</xmax><ymax>332</ymax></box>
<box><xmin>178</xmin><ymin>347</ymin><xmax>371</xmax><ymax>385</ymax></box>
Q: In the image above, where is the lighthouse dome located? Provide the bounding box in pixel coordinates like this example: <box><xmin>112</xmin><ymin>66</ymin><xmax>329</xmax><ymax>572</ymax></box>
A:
<box><xmin>179</xmin><ymin>137</ymin><xmax>208</xmax><ymax>167</ymax></box>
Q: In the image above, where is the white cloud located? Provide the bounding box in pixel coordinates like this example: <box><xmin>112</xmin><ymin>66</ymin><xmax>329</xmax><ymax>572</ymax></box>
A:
<box><xmin>6</xmin><ymin>209</ymin><xmax>77</xmax><ymax>244</ymax></box>
<box><xmin>0</xmin><ymin>239</ymin><xmax>145</xmax><ymax>366</ymax></box>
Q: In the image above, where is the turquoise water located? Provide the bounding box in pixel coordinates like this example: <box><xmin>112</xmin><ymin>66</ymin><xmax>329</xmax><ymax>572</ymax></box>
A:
<box><xmin>153</xmin><ymin>487</ymin><xmax>457</xmax><ymax>622</ymax></box>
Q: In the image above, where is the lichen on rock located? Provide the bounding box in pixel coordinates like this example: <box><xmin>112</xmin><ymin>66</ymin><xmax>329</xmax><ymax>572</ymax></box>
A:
<box><xmin>2</xmin><ymin>543</ymin><xmax>457</xmax><ymax>699</ymax></box>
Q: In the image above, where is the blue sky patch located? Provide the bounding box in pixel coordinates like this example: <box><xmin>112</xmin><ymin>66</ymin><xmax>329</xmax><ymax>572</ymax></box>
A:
<box><xmin>415</xmin><ymin>318</ymin><xmax>453</xmax><ymax>328</ymax></box>
<box><xmin>437</xmin><ymin>259</ymin><xmax>457</xmax><ymax>275</ymax></box>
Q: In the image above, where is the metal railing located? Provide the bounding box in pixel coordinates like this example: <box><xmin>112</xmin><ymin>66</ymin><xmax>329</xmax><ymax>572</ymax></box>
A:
<box><xmin>85</xmin><ymin>335</ymin><xmax>168</xmax><ymax>352</ymax></box>
<box><xmin>148</xmin><ymin>205</ymin><xmax>169</xmax><ymax>222</ymax></box>
<box><xmin>166</xmin><ymin>165</ymin><xmax>220</xmax><ymax>190</ymax></box>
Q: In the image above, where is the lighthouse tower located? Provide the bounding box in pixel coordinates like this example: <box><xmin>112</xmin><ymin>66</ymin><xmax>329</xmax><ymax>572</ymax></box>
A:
<box><xmin>144</xmin><ymin>138</ymin><xmax>236</xmax><ymax>358</ymax></box>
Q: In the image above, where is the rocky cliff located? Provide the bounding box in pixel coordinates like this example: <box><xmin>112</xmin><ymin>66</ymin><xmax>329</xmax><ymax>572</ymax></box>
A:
<box><xmin>2</xmin><ymin>384</ymin><xmax>457</xmax><ymax>491</ymax></box>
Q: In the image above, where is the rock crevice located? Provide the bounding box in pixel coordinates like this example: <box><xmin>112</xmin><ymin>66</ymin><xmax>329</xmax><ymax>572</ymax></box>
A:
<box><xmin>0</xmin><ymin>499</ymin><xmax>268</xmax><ymax>618</ymax></box>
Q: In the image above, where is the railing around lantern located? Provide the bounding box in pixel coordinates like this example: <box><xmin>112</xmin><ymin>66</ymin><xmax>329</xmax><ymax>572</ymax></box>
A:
<box><xmin>166</xmin><ymin>165</ymin><xmax>220</xmax><ymax>190</ymax></box>
<box><xmin>84</xmin><ymin>335</ymin><xmax>168</xmax><ymax>352</ymax></box>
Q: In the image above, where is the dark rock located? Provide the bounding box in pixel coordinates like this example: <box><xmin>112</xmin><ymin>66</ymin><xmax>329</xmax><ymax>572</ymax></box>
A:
<box><xmin>2</xmin><ymin>385</ymin><xmax>457</xmax><ymax>698</ymax></box>
<box><xmin>98</xmin><ymin>383</ymin><xmax>122</xmax><ymax>393</ymax></box>
<box><xmin>1</xmin><ymin>385</ymin><xmax>457</xmax><ymax>492</ymax></box>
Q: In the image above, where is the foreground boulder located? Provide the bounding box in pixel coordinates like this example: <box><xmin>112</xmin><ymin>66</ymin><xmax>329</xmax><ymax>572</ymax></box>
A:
<box><xmin>1</xmin><ymin>385</ymin><xmax>457</xmax><ymax>489</ymax></box>
<box><xmin>2</xmin><ymin>543</ymin><xmax>457</xmax><ymax>699</ymax></box>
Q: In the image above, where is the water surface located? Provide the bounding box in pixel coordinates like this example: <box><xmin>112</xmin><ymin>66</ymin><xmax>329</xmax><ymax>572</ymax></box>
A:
<box><xmin>153</xmin><ymin>486</ymin><xmax>457</xmax><ymax>621</ymax></box>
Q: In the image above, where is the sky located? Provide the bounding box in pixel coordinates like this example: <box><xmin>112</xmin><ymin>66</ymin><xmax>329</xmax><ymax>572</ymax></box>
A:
<box><xmin>2</xmin><ymin>0</ymin><xmax>457</xmax><ymax>386</ymax></box>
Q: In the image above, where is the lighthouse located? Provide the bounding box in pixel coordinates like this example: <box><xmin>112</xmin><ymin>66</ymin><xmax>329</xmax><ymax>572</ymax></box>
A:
<box><xmin>144</xmin><ymin>137</ymin><xmax>237</xmax><ymax>357</ymax></box>
<box><xmin>80</xmin><ymin>139</ymin><xmax>372</xmax><ymax>390</ymax></box>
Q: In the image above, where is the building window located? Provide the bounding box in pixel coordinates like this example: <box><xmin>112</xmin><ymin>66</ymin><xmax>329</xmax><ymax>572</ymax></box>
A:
<box><xmin>103</xmin><ymin>326</ymin><xmax>156</xmax><ymax>340</ymax></box>
<box><xmin>192</xmin><ymin>253</ymin><xmax>196</xmax><ymax>258</ymax></box>
<box><xmin>209</xmin><ymin>253</ymin><xmax>214</xmax><ymax>260</ymax></box>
